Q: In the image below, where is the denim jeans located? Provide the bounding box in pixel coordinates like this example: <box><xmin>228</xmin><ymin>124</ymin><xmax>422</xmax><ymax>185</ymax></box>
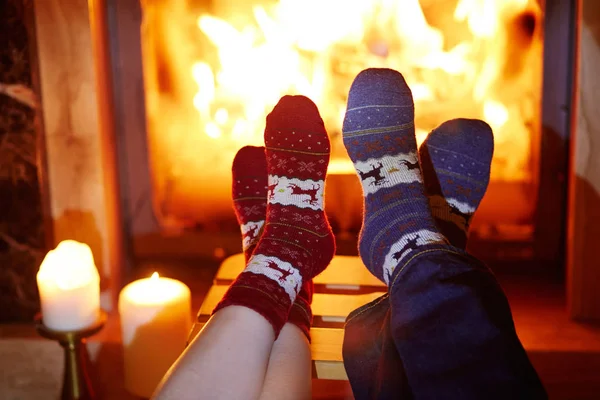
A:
<box><xmin>343</xmin><ymin>245</ymin><xmax>547</xmax><ymax>400</ymax></box>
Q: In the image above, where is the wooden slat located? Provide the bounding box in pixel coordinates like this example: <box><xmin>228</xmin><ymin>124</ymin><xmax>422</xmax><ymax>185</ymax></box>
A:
<box><xmin>216</xmin><ymin>254</ymin><xmax>386</xmax><ymax>290</ymax></box>
<box><xmin>199</xmin><ymin>285</ymin><xmax>384</xmax><ymax>323</ymax></box>
<box><xmin>310</xmin><ymin>328</ymin><xmax>347</xmax><ymax>380</ymax></box>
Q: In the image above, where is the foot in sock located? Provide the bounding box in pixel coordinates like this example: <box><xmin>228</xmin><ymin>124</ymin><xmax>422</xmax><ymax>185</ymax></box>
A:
<box><xmin>342</xmin><ymin>68</ymin><xmax>447</xmax><ymax>286</ymax></box>
<box><xmin>419</xmin><ymin>119</ymin><xmax>494</xmax><ymax>249</ymax></box>
<box><xmin>214</xmin><ymin>95</ymin><xmax>335</xmax><ymax>337</ymax></box>
<box><xmin>230</xmin><ymin>145</ymin><xmax>316</xmax><ymax>340</ymax></box>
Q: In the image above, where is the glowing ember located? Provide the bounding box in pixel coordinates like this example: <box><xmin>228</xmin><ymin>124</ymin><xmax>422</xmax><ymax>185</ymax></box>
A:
<box><xmin>141</xmin><ymin>0</ymin><xmax>542</xmax><ymax>224</ymax></box>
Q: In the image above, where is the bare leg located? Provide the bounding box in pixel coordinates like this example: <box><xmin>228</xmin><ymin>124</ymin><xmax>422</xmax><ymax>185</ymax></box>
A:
<box><xmin>259</xmin><ymin>323</ymin><xmax>312</xmax><ymax>400</ymax></box>
<box><xmin>153</xmin><ymin>306</ymin><xmax>275</xmax><ymax>400</ymax></box>
<box><xmin>231</xmin><ymin>145</ymin><xmax>315</xmax><ymax>400</ymax></box>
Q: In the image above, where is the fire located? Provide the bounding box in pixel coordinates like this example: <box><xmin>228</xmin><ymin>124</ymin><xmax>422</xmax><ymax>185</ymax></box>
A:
<box><xmin>141</xmin><ymin>0</ymin><xmax>542</xmax><ymax>225</ymax></box>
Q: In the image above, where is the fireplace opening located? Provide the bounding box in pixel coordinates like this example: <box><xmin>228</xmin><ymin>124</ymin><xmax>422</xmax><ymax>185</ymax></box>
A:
<box><xmin>134</xmin><ymin>0</ymin><xmax>564</xmax><ymax>264</ymax></box>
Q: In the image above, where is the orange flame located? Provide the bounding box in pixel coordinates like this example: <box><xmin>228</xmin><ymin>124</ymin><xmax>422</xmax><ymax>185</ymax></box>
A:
<box><xmin>142</xmin><ymin>0</ymin><xmax>543</xmax><ymax>224</ymax></box>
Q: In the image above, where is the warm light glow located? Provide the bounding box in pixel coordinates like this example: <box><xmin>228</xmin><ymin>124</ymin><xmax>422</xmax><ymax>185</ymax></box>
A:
<box><xmin>416</xmin><ymin>129</ymin><xmax>429</xmax><ymax>147</ymax></box>
<box><xmin>142</xmin><ymin>0</ymin><xmax>543</xmax><ymax>224</ymax></box>
<box><xmin>328</xmin><ymin>159</ymin><xmax>356</xmax><ymax>175</ymax></box>
<box><xmin>189</xmin><ymin>0</ymin><xmax>540</xmax><ymax>180</ymax></box>
<box><xmin>215</xmin><ymin>108</ymin><xmax>229</xmax><ymax>125</ymax></box>
<box><xmin>205</xmin><ymin>122</ymin><xmax>222</xmax><ymax>139</ymax></box>
<box><xmin>37</xmin><ymin>240</ymin><xmax>98</xmax><ymax>291</ymax></box>
<box><xmin>484</xmin><ymin>100</ymin><xmax>510</xmax><ymax>131</ymax></box>
<box><xmin>124</xmin><ymin>273</ymin><xmax>186</xmax><ymax>306</ymax></box>
<box><xmin>36</xmin><ymin>239</ymin><xmax>100</xmax><ymax>331</ymax></box>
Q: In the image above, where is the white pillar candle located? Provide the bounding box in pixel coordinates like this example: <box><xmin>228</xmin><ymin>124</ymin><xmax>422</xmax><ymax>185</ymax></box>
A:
<box><xmin>36</xmin><ymin>240</ymin><xmax>101</xmax><ymax>331</ymax></box>
<box><xmin>119</xmin><ymin>272</ymin><xmax>192</xmax><ymax>398</ymax></box>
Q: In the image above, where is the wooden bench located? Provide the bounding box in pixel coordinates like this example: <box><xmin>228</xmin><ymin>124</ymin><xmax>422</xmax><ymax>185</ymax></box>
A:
<box><xmin>191</xmin><ymin>254</ymin><xmax>385</xmax><ymax>380</ymax></box>
<box><xmin>190</xmin><ymin>254</ymin><xmax>600</xmax><ymax>393</ymax></box>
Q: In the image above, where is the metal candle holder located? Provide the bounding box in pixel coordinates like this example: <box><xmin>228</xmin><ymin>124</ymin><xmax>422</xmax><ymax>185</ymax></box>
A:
<box><xmin>35</xmin><ymin>311</ymin><xmax>107</xmax><ymax>400</ymax></box>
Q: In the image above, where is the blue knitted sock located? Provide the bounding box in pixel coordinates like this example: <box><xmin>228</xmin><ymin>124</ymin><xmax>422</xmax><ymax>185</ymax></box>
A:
<box><xmin>419</xmin><ymin>119</ymin><xmax>494</xmax><ymax>249</ymax></box>
<box><xmin>342</xmin><ymin>68</ymin><xmax>447</xmax><ymax>285</ymax></box>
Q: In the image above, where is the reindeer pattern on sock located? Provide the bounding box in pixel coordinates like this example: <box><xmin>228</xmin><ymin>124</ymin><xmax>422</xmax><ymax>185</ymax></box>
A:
<box><xmin>244</xmin><ymin>254</ymin><xmax>303</xmax><ymax>301</ymax></box>
<box><xmin>399</xmin><ymin>159</ymin><xmax>420</xmax><ymax>171</ymax></box>
<box><xmin>428</xmin><ymin>195</ymin><xmax>476</xmax><ymax>230</ymax></box>
<box><xmin>267</xmin><ymin>178</ymin><xmax>279</xmax><ymax>201</ymax></box>
<box><xmin>266</xmin><ymin>260</ymin><xmax>294</xmax><ymax>284</ymax></box>
<box><xmin>354</xmin><ymin>152</ymin><xmax>422</xmax><ymax>196</ymax></box>
<box><xmin>358</xmin><ymin>162</ymin><xmax>387</xmax><ymax>186</ymax></box>
<box><xmin>287</xmin><ymin>183</ymin><xmax>321</xmax><ymax>205</ymax></box>
<box><xmin>267</xmin><ymin>175</ymin><xmax>325</xmax><ymax>211</ymax></box>
<box><xmin>241</xmin><ymin>221</ymin><xmax>265</xmax><ymax>250</ymax></box>
<box><xmin>381</xmin><ymin>229</ymin><xmax>448</xmax><ymax>285</ymax></box>
<box><xmin>391</xmin><ymin>234</ymin><xmax>420</xmax><ymax>262</ymax></box>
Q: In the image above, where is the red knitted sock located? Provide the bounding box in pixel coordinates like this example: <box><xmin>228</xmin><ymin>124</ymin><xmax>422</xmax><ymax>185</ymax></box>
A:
<box><xmin>213</xmin><ymin>95</ymin><xmax>335</xmax><ymax>338</ymax></box>
<box><xmin>232</xmin><ymin>146</ymin><xmax>268</xmax><ymax>261</ymax></box>
<box><xmin>231</xmin><ymin>145</ymin><xmax>316</xmax><ymax>340</ymax></box>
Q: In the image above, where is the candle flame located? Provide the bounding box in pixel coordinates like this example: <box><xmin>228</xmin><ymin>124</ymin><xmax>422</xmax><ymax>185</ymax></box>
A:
<box><xmin>123</xmin><ymin>273</ymin><xmax>188</xmax><ymax>306</ymax></box>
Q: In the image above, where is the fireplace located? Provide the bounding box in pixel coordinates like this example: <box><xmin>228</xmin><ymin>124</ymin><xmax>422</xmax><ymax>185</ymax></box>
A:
<box><xmin>30</xmin><ymin>0</ymin><xmax>587</xmax><ymax>312</ymax></box>
<box><xmin>110</xmin><ymin>0</ymin><xmax>573</xmax><ymax>265</ymax></box>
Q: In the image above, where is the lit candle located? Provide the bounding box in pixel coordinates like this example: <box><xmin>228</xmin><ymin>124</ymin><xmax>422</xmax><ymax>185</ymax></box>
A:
<box><xmin>118</xmin><ymin>272</ymin><xmax>192</xmax><ymax>397</ymax></box>
<box><xmin>36</xmin><ymin>240</ymin><xmax>101</xmax><ymax>331</ymax></box>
